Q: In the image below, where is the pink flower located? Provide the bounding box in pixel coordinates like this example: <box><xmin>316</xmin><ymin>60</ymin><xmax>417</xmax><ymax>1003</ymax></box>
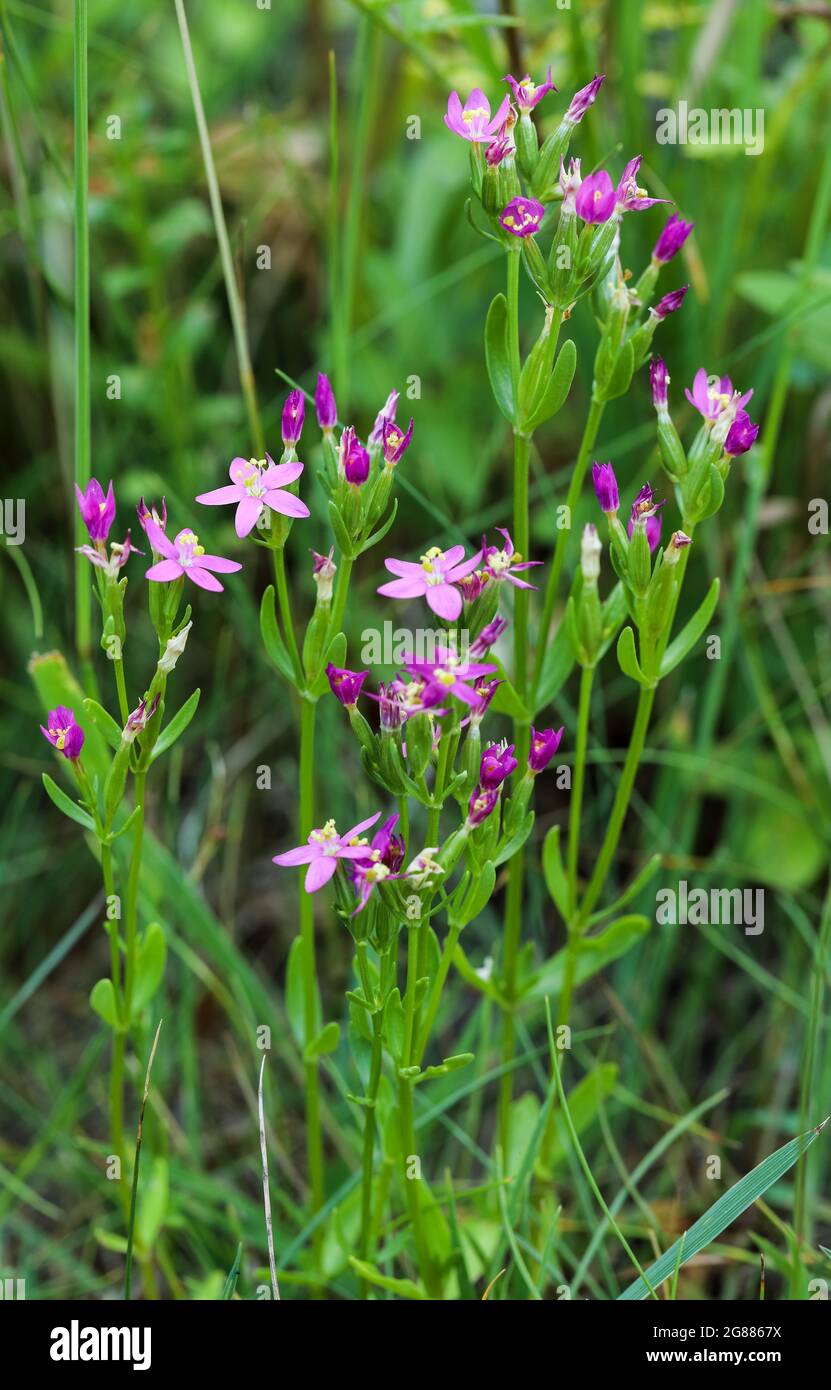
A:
<box><xmin>444</xmin><ymin>88</ymin><xmax>512</xmax><ymax>144</ymax></box>
<box><xmin>272</xmin><ymin>812</ymin><xmax>382</xmax><ymax>893</ymax></box>
<box><xmin>75</xmin><ymin>479</ymin><xmax>115</xmax><ymax>542</ymax></box>
<box><xmin>378</xmin><ymin>544</ymin><xmax>484</xmax><ymax>621</ymax></box>
<box><xmin>144</xmin><ymin>520</ymin><xmax>242</xmax><ymax>593</ymax></box>
<box><xmin>40</xmin><ymin>706</ymin><xmax>84</xmax><ymax>760</ymax></box>
<box><xmin>77</xmin><ymin>531</ymin><xmax>142</xmax><ymax>579</ymax></box>
<box><xmin>196</xmin><ymin>456</ymin><xmax>309</xmax><ymax>539</ymax></box>
<box><xmin>482</xmin><ymin>527</ymin><xmax>541</xmax><ymax>589</ymax></box>
<box><xmin>685</xmin><ymin>368</ymin><xmax>753</xmax><ymax>424</ymax></box>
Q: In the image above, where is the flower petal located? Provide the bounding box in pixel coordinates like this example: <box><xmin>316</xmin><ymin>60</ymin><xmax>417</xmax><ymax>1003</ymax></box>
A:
<box><xmin>145</xmin><ymin>559</ymin><xmax>183</xmax><ymax>582</ymax></box>
<box><xmin>262</xmin><ymin>460</ymin><xmax>304</xmax><ymax>488</ymax></box>
<box><xmin>144</xmin><ymin>517</ymin><xmax>177</xmax><ymax>559</ymax></box>
<box><xmin>384</xmin><ymin>558</ymin><xmax>422</xmax><ymax>577</ymax></box>
<box><xmin>197</xmin><ymin>554</ymin><xmax>243</xmax><ymax>573</ymax></box>
<box><xmin>196</xmin><ymin>485</ymin><xmax>242</xmax><ymax>506</ymax></box>
<box><xmin>273</xmin><ymin>844</ymin><xmax>319</xmax><ymax>866</ymax></box>
<box><xmin>305</xmin><ymin>856</ymin><xmax>338</xmax><ymax>892</ymax></box>
<box><xmin>378</xmin><ymin>577</ymin><xmax>426</xmax><ymax>599</ymax></box>
<box><xmin>265</xmin><ymin>490</ymin><xmax>310</xmax><ymax>519</ymax></box>
<box><xmin>427</xmin><ymin>584</ymin><xmax>463</xmax><ymax>621</ymax></box>
<box><xmin>235</xmin><ymin>496</ymin><xmax>263</xmax><ymax>537</ymax></box>
<box><xmin>341</xmin><ymin>810</ymin><xmax>383</xmax><ymax>841</ymax></box>
<box><xmin>187</xmin><ymin>566</ymin><xmax>224</xmax><ymax>592</ymax></box>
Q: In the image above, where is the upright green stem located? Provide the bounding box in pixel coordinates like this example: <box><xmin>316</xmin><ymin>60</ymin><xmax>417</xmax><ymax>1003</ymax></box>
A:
<box><xmin>498</xmin><ymin>249</ymin><xmax>531</xmax><ymax>1153</ymax></box>
<box><xmin>101</xmin><ymin>843</ymin><xmax>125</xmax><ymax>1175</ymax></box>
<box><xmin>298</xmin><ymin>698</ymin><xmax>325</xmax><ymax>1235</ymax></box>
<box><xmin>272</xmin><ymin>548</ymin><xmax>303</xmax><ymax>684</ymax></box>
<box><xmin>399</xmin><ymin>918</ymin><xmax>439</xmax><ymax>1296</ymax></box>
<box><xmin>577</xmin><ymin>685</ymin><xmax>655</xmax><ymax>927</ymax></box>
<box><xmin>73</xmin><ymin>0</ymin><xmax>93</xmax><ymax>692</ymax></box>
<box><xmin>532</xmin><ymin>396</ymin><xmax>605</xmax><ymax>698</ymax></box>
<box><xmin>174</xmin><ymin>0</ymin><xmax>264</xmax><ymax>457</ymax></box>
<box><xmin>328</xmin><ymin>554</ymin><xmax>354</xmax><ymax>640</ymax></box>
<box><xmin>113</xmin><ymin>656</ymin><xmax>130</xmax><ymax>726</ymax></box>
<box><xmin>566</xmin><ymin>664</ymin><xmax>594</xmax><ymax>916</ymax></box>
<box><xmin>123</xmin><ymin>771</ymin><xmax>146</xmax><ymax>1014</ymax></box>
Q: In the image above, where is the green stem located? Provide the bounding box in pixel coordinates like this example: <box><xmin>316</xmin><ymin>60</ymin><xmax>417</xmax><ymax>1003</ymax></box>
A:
<box><xmin>415</xmin><ymin>918</ymin><xmax>462</xmax><ymax>1065</ymax></box>
<box><xmin>272</xmin><ymin>547</ymin><xmax>304</xmax><ymax>685</ymax></box>
<box><xmin>123</xmin><ymin>771</ymin><xmax>146</xmax><ymax>1015</ymax></box>
<box><xmin>399</xmin><ymin>922</ymin><xmax>439</xmax><ymax>1296</ymax></box>
<box><xmin>173</xmin><ymin>0</ymin><xmax>264</xmax><ymax>457</ymax></box>
<box><xmin>358</xmin><ymin>998</ymin><xmax>384</xmax><ymax>1296</ymax></box>
<box><xmin>328</xmin><ymin>553</ymin><xmax>354</xmax><ymax>640</ymax></box>
<box><xmin>73</xmin><ymin>0</ymin><xmax>93</xmax><ymax>693</ymax></box>
<box><xmin>577</xmin><ymin>686</ymin><xmax>655</xmax><ymax>927</ymax></box>
<box><xmin>532</xmin><ymin>396</ymin><xmax>605</xmax><ymax>699</ymax></box>
<box><xmin>566</xmin><ymin>664</ymin><xmax>594</xmax><ymax>916</ymax></box>
<box><xmin>298</xmin><ymin>698</ymin><xmax>325</xmax><ymax>1234</ymax></box>
<box><xmin>113</xmin><ymin>656</ymin><xmax>130</xmax><ymax>726</ymax></box>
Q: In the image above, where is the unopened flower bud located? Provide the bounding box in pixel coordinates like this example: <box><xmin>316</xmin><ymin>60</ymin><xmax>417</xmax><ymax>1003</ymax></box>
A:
<box><xmin>157</xmin><ymin>621</ymin><xmax>192</xmax><ymax>674</ymax></box>
<box><xmin>580</xmin><ymin>522</ymin><xmax>602</xmax><ymax>583</ymax></box>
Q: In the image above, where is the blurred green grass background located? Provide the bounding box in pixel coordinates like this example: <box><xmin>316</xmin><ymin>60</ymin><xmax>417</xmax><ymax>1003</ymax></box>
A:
<box><xmin>2</xmin><ymin>0</ymin><xmax>831</xmax><ymax>1298</ymax></box>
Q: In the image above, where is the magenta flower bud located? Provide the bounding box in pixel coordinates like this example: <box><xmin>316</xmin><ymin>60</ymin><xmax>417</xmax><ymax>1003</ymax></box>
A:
<box><xmin>470</xmin><ymin>615</ymin><xmax>508</xmax><ymax>658</ymax></box>
<box><xmin>138</xmin><ymin>497</ymin><xmax>167</xmax><ymax>533</ymax></box>
<box><xmin>124</xmin><ymin>694</ymin><xmax>160</xmax><ymax>741</ymax></box>
<box><xmin>652</xmin><ymin>286</ymin><xmax>689</xmax><ymax>321</ymax></box>
<box><xmin>575</xmin><ymin>170</ymin><xmax>616</xmax><ymax>224</ymax></box>
<box><xmin>75</xmin><ymin>478</ymin><xmax>115</xmax><ymax>542</ymax></box>
<box><xmin>664</xmin><ymin>530</ymin><xmax>692</xmax><ymax>566</ymax></box>
<box><xmin>486</xmin><ymin>134</ymin><xmax>512</xmax><ymax>167</ymax></box>
<box><xmin>40</xmin><ymin>706</ymin><xmax>85</xmax><ymax>760</ymax></box>
<box><xmin>369</xmin><ymin>390</ymin><xmax>399</xmax><ymax>446</ymax></box>
<box><xmin>312</xmin><ymin>548</ymin><xmax>337</xmax><ymax>602</ymax></box>
<box><xmin>339</xmin><ymin>426</ymin><xmax>370</xmax><ymax>485</ymax></box>
<box><xmin>653</xmin><ymin>213</ymin><xmax>694</xmax><ymax>265</ymax></box>
<box><xmin>499</xmin><ymin>196</ymin><xmax>545</xmax><ymax>238</ymax></box>
<box><xmin>382</xmin><ymin>416</ymin><xmax>413</xmax><ymax>466</ymax></box>
<box><xmin>480</xmin><ymin>741</ymin><xmax>517</xmax><ymax>789</ymax></box>
<box><xmin>326</xmin><ymin>663</ymin><xmax>368</xmax><ymax>707</ymax></box>
<box><xmin>592</xmin><ymin>461</ymin><xmax>619</xmax><ymax>515</ymax></box>
<box><xmin>369</xmin><ymin>814</ymin><xmax>406</xmax><ymax>873</ymax></box>
<box><xmin>628</xmin><ymin>483</ymin><xmax>664</xmax><ymax>553</ymax></box>
<box><xmin>281</xmin><ymin>389</ymin><xmax>305</xmax><ymax>446</ymax></box>
<box><xmin>528</xmin><ymin>725</ymin><xmax>564</xmax><ymax>775</ymax></box>
<box><xmin>564</xmin><ymin>74</ymin><xmax>604</xmax><ymax>124</ymax></box>
<box><xmin>724</xmin><ymin>409</ymin><xmax>760</xmax><ymax>457</ymax></box>
<box><xmin>444</xmin><ymin>88</ymin><xmax>513</xmax><ymax>144</ymax></box>
<box><xmin>458</xmin><ymin>570</ymin><xmax>488</xmax><ymax>604</ymax></box>
<box><xmin>315</xmin><ymin>373</ymin><xmax>338</xmax><ymax>431</ymax></box>
<box><xmin>467</xmin><ymin>783</ymin><xmax>500</xmax><ymax>827</ymax></box>
<box><xmin>504</xmin><ymin>67</ymin><xmax>557</xmax><ymax>113</ymax></box>
<box><xmin>650</xmin><ymin>357</ymin><xmax>669</xmax><ymax>412</ymax></box>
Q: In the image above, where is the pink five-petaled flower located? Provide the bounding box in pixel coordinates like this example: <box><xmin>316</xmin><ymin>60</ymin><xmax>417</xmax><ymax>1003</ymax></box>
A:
<box><xmin>482</xmin><ymin>527</ymin><xmax>541</xmax><ymax>589</ymax></box>
<box><xmin>75</xmin><ymin>478</ymin><xmax>116</xmax><ymax>542</ymax></box>
<box><xmin>382</xmin><ymin>416</ymin><xmax>413</xmax><ymax>466</ymax></box>
<box><xmin>685</xmin><ymin>368</ymin><xmax>753</xmax><ymax>425</ymax></box>
<box><xmin>504</xmin><ymin>67</ymin><xmax>557</xmax><ymax>113</ymax></box>
<box><xmin>326</xmin><ymin>663</ymin><xmax>368</xmax><ymax>707</ymax></box>
<box><xmin>272</xmin><ymin>812</ymin><xmax>382</xmax><ymax>893</ymax></box>
<box><xmin>196</xmin><ymin>456</ymin><xmax>309</xmax><ymax>539</ymax></box>
<box><xmin>349</xmin><ymin>813</ymin><xmax>407</xmax><ymax>913</ymax></box>
<box><xmin>40</xmin><ymin>706</ymin><xmax>84</xmax><ymax>760</ymax></box>
<box><xmin>404</xmin><ymin>653</ymin><xmax>497</xmax><ymax>708</ymax></box>
<box><xmin>444</xmin><ymin>88</ymin><xmax>512</xmax><ymax>144</ymax></box>
<box><xmin>77</xmin><ymin>531</ymin><xmax>142</xmax><ymax>580</ymax></box>
<box><xmin>628</xmin><ymin>484</ymin><xmax>664</xmax><ymax>553</ymax></box>
<box><xmin>575</xmin><ymin>155</ymin><xmax>667</xmax><ymax>225</ymax></box>
<box><xmin>378</xmin><ymin>544</ymin><xmax>484</xmax><ymax>622</ymax></box>
<box><xmin>499</xmin><ymin>196</ymin><xmax>545</xmax><ymax>238</ymax></box>
<box><xmin>528</xmin><ymin>726</ymin><xmax>564</xmax><ymax>775</ymax></box>
<box><xmin>143</xmin><ymin>520</ymin><xmax>242</xmax><ymax>593</ymax></box>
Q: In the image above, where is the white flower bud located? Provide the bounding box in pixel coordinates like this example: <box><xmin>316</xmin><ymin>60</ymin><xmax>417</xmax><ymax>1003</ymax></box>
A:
<box><xmin>157</xmin><ymin>620</ymin><xmax>192</xmax><ymax>674</ymax></box>
<box><xmin>580</xmin><ymin>523</ymin><xmax>602</xmax><ymax>584</ymax></box>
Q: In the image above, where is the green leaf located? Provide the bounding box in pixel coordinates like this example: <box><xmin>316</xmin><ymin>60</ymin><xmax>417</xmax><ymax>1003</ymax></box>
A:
<box><xmin>494</xmin><ymin>810</ymin><xmax>535</xmax><ymax>867</ymax></box>
<box><xmin>310</xmin><ymin>632</ymin><xmax>347</xmax><ymax>697</ymax></box>
<box><xmin>535</xmin><ymin>617</ymin><xmax>577</xmax><ymax>711</ymax></box>
<box><xmin>489</xmin><ymin>665</ymin><xmax>529</xmax><ymax>721</ymax></box>
<box><xmin>484</xmin><ymin>293</ymin><xmax>515</xmax><ymax>424</ymax></box>
<box><xmin>597</xmin><ymin>339</ymin><xmax>634</xmax><ymax>401</ymax></box>
<box><xmin>525</xmin><ymin>338</ymin><xmax>577</xmax><ymax>431</ymax></box>
<box><xmin>694</xmin><ymin>464</ymin><xmax>725</xmax><ymax>520</ymax></box>
<box><xmin>452</xmin><ymin>861</ymin><xmax>495</xmax><ymax>927</ymax></box>
<box><xmin>619</xmin><ymin>1120</ymin><xmax>829</xmax><ymax>1300</ymax></box>
<box><xmin>328</xmin><ymin>499</ymin><xmax>354</xmax><ymax>557</ymax></box>
<box><xmin>528</xmin><ymin>915</ymin><xmax>651</xmax><ymax>1000</ymax></box>
<box><xmin>286</xmin><ymin>936</ymin><xmax>321</xmax><ymax>1046</ymax></box>
<box><xmin>137</xmin><ymin>1154</ymin><xmax>169</xmax><ymax>1250</ymax></box>
<box><xmin>659</xmin><ymin>578</ymin><xmax>720</xmax><ymax>679</ymax></box>
<box><xmin>417</xmin><ymin>1052</ymin><xmax>475</xmax><ymax>1083</ymax></box>
<box><xmin>382</xmin><ymin>988</ymin><xmax>406</xmax><ymax>1061</ymax></box>
<box><xmin>304</xmin><ymin>1021</ymin><xmax>340</xmax><ymax>1061</ymax></box>
<box><xmin>616</xmin><ymin>626</ymin><xmax>647</xmax><ymax>685</ymax></box>
<box><xmin>132</xmin><ymin>923</ymin><xmax>166</xmax><ymax>1015</ymax></box>
<box><xmin>150</xmin><ymin>689</ymin><xmax>201</xmax><ymax>762</ymax></box>
<box><xmin>348</xmin><ymin>1257</ymin><xmax>426</xmax><ymax>1300</ymax></box>
<box><xmin>452</xmin><ymin>942</ymin><xmax>501</xmax><ymax>1001</ymax></box>
<box><xmin>542</xmin><ymin>825</ymin><xmax>568</xmax><ymax>918</ymax></box>
<box><xmin>259</xmin><ymin>586</ymin><xmax>295</xmax><ymax>684</ymax></box>
<box><xmin>42</xmin><ymin>773</ymin><xmax>96</xmax><ymax>831</ymax></box>
<box><xmin>589</xmin><ymin>854</ymin><xmax>663</xmax><ymax>925</ymax></box>
<box><xmin>83</xmin><ymin>698</ymin><xmax>123</xmax><ymax>751</ymax></box>
<box><xmin>90</xmin><ymin>978</ymin><xmax>120</xmax><ymax>1029</ymax></box>
<box><xmin>359</xmin><ymin>497</ymin><xmax>398</xmax><ymax>554</ymax></box>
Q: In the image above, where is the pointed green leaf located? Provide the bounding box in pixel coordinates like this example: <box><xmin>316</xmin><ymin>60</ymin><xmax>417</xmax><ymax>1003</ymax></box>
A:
<box><xmin>150</xmin><ymin>689</ymin><xmax>201</xmax><ymax>762</ymax></box>
<box><xmin>259</xmin><ymin>586</ymin><xmax>295</xmax><ymax>683</ymax></box>
<box><xmin>616</xmin><ymin>626</ymin><xmax>647</xmax><ymax>685</ymax></box>
<box><xmin>132</xmin><ymin>922</ymin><xmax>166</xmax><ymax>1015</ymax></box>
<box><xmin>42</xmin><ymin>773</ymin><xmax>96</xmax><ymax>831</ymax></box>
<box><xmin>304</xmin><ymin>1020</ymin><xmax>340</xmax><ymax>1061</ymax></box>
<box><xmin>485</xmin><ymin>293</ymin><xmax>516</xmax><ymax>424</ymax></box>
<box><xmin>542</xmin><ymin>825</ymin><xmax>569</xmax><ymax>918</ymax></box>
<box><xmin>619</xmin><ymin>1121</ymin><xmax>828</xmax><ymax>1300</ymax></box>
<box><xmin>525</xmin><ymin>338</ymin><xmax>577</xmax><ymax>431</ymax></box>
<box><xmin>83</xmin><ymin>699</ymin><xmax>123</xmax><ymax>751</ymax></box>
<box><xmin>90</xmin><ymin>978</ymin><xmax>119</xmax><ymax>1029</ymax></box>
<box><xmin>659</xmin><ymin>578</ymin><xmax>720</xmax><ymax>679</ymax></box>
<box><xmin>348</xmin><ymin>1258</ymin><xmax>427</xmax><ymax>1300</ymax></box>
<box><xmin>528</xmin><ymin>915</ymin><xmax>651</xmax><ymax>1000</ymax></box>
